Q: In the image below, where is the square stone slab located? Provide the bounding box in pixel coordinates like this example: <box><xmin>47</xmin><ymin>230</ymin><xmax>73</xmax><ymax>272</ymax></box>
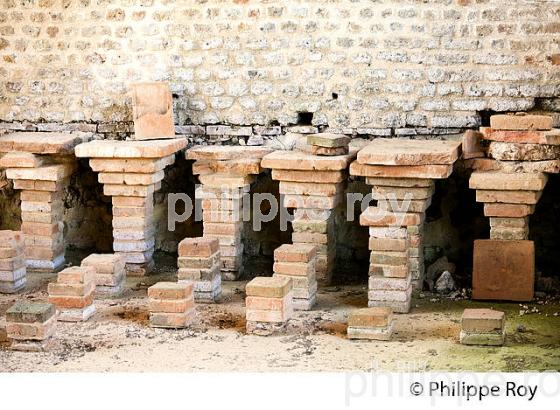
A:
<box><xmin>186</xmin><ymin>146</ymin><xmax>272</xmax><ymax>161</ymax></box>
<box><xmin>469</xmin><ymin>171</ymin><xmax>548</xmax><ymax>191</ymax></box>
<box><xmin>262</xmin><ymin>150</ymin><xmax>356</xmax><ymax>171</ymax></box>
<box><xmin>350</xmin><ymin>161</ymin><xmax>453</xmax><ymax>179</ymax></box>
<box><xmin>480</xmin><ymin>127</ymin><xmax>560</xmax><ymax>145</ymax></box>
<box><xmin>490</xmin><ymin>114</ymin><xmax>553</xmax><ymax>131</ymax></box>
<box><xmin>357</xmin><ymin>138</ymin><xmax>461</xmax><ymax>166</ymax></box>
<box><xmin>473</xmin><ymin>240</ymin><xmax>534</xmax><ymax>301</ymax></box>
<box><xmin>6</xmin><ymin>301</ymin><xmax>56</xmax><ymax>324</ymax></box>
<box><xmin>348</xmin><ymin>307</ymin><xmax>393</xmax><ymax>328</ymax></box>
<box><xmin>0</xmin><ymin>132</ymin><xmax>91</xmax><ymax>155</ymax></box>
<box><xmin>75</xmin><ymin>139</ymin><xmax>186</xmax><ymax>158</ymax></box>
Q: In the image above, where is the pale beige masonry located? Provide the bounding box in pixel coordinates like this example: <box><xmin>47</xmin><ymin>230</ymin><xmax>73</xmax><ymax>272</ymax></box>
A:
<box><xmin>0</xmin><ymin>1</ymin><xmax>558</xmax><ymax>129</ymax></box>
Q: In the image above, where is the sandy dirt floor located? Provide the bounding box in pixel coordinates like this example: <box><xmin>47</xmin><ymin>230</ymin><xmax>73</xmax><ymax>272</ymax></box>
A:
<box><xmin>1</xmin><ymin>255</ymin><xmax>559</xmax><ymax>372</ymax></box>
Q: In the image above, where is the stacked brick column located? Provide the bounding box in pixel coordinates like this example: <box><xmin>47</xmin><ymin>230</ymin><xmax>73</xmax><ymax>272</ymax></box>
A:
<box><xmin>350</xmin><ymin>138</ymin><xmax>461</xmax><ymax>312</ymax></box>
<box><xmin>0</xmin><ymin>132</ymin><xmax>89</xmax><ymax>272</ymax></box>
<box><xmin>177</xmin><ymin>237</ymin><xmax>221</xmax><ymax>303</ymax></box>
<box><xmin>48</xmin><ymin>266</ymin><xmax>96</xmax><ymax>322</ymax></box>
<box><xmin>75</xmin><ymin>139</ymin><xmax>186</xmax><ymax>275</ymax></box>
<box><xmin>6</xmin><ymin>301</ymin><xmax>57</xmax><ymax>352</ymax></box>
<box><xmin>81</xmin><ymin>253</ymin><xmax>126</xmax><ymax>296</ymax></box>
<box><xmin>187</xmin><ymin>146</ymin><xmax>272</xmax><ymax>280</ymax></box>
<box><xmin>245</xmin><ymin>276</ymin><xmax>293</xmax><ymax>336</ymax></box>
<box><xmin>273</xmin><ymin>244</ymin><xmax>317</xmax><ymax>310</ymax></box>
<box><xmin>148</xmin><ymin>282</ymin><xmax>195</xmax><ymax>328</ymax></box>
<box><xmin>0</xmin><ymin>230</ymin><xmax>26</xmax><ymax>293</ymax></box>
<box><xmin>262</xmin><ymin>146</ymin><xmax>356</xmax><ymax>284</ymax></box>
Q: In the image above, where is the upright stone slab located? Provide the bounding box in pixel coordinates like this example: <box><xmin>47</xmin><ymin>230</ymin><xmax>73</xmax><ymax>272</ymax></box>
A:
<box><xmin>460</xmin><ymin>308</ymin><xmax>505</xmax><ymax>346</ymax></box>
<box><xmin>130</xmin><ymin>82</ymin><xmax>176</xmax><ymax>140</ymax></box>
<box><xmin>0</xmin><ymin>132</ymin><xmax>91</xmax><ymax>272</ymax></box>
<box><xmin>245</xmin><ymin>276</ymin><xmax>293</xmax><ymax>336</ymax></box>
<box><xmin>177</xmin><ymin>237</ymin><xmax>221</xmax><ymax>303</ymax></box>
<box><xmin>6</xmin><ymin>301</ymin><xmax>57</xmax><ymax>351</ymax></box>
<box><xmin>0</xmin><ymin>230</ymin><xmax>26</xmax><ymax>293</ymax></box>
<box><xmin>76</xmin><ymin>139</ymin><xmax>186</xmax><ymax>275</ymax></box>
<box><xmin>262</xmin><ymin>147</ymin><xmax>357</xmax><ymax>284</ymax></box>
<box><xmin>351</xmin><ymin>138</ymin><xmax>462</xmax><ymax>311</ymax></box>
<box><xmin>473</xmin><ymin>240</ymin><xmax>534</xmax><ymax>301</ymax></box>
<box><xmin>48</xmin><ymin>266</ymin><xmax>97</xmax><ymax>321</ymax></box>
<box><xmin>187</xmin><ymin>146</ymin><xmax>272</xmax><ymax>280</ymax></box>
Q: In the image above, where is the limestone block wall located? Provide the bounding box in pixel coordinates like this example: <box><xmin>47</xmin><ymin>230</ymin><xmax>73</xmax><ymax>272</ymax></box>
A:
<box><xmin>0</xmin><ymin>0</ymin><xmax>558</xmax><ymax>129</ymax></box>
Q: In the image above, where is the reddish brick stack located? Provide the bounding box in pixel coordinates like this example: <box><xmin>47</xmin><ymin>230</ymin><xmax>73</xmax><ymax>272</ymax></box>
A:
<box><xmin>351</xmin><ymin>138</ymin><xmax>462</xmax><ymax>312</ymax></box>
<box><xmin>262</xmin><ymin>148</ymin><xmax>356</xmax><ymax>284</ymax></box>
<box><xmin>0</xmin><ymin>230</ymin><xmax>26</xmax><ymax>293</ymax></box>
<box><xmin>177</xmin><ymin>237</ymin><xmax>221</xmax><ymax>303</ymax></box>
<box><xmin>48</xmin><ymin>266</ymin><xmax>96</xmax><ymax>322</ymax></box>
<box><xmin>0</xmin><ymin>132</ymin><xmax>89</xmax><ymax>272</ymax></box>
<box><xmin>188</xmin><ymin>146</ymin><xmax>272</xmax><ymax>280</ymax></box>
<box><xmin>246</xmin><ymin>276</ymin><xmax>293</xmax><ymax>336</ymax></box>
<box><xmin>460</xmin><ymin>308</ymin><xmax>505</xmax><ymax>346</ymax></box>
<box><xmin>75</xmin><ymin>138</ymin><xmax>186</xmax><ymax>275</ymax></box>
<box><xmin>6</xmin><ymin>301</ymin><xmax>57</xmax><ymax>351</ymax></box>
<box><xmin>148</xmin><ymin>282</ymin><xmax>195</xmax><ymax>328</ymax></box>
<box><xmin>81</xmin><ymin>253</ymin><xmax>126</xmax><ymax>296</ymax></box>
<box><xmin>347</xmin><ymin>307</ymin><xmax>393</xmax><ymax>341</ymax></box>
<box><xmin>273</xmin><ymin>244</ymin><xmax>317</xmax><ymax>310</ymax></box>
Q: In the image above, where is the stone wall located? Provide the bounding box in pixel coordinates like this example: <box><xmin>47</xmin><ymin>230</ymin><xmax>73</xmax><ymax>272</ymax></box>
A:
<box><xmin>0</xmin><ymin>0</ymin><xmax>559</xmax><ymax>129</ymax></box>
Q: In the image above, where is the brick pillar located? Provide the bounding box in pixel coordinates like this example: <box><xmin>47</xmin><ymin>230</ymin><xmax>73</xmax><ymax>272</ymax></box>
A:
<box><xmin>75</xmin><ymin>139</ymin><xmax>186</xmax><ymax>276</ymax></box>
<box><xmin>262</xmin><ymin>147</ymin><xmax>355</xmax><ymax>285</ymax></box>
<box><xmin>350</xmin><ymin>138</ymin><xmax>461</xmax><ymax>313</ymax></box>
<box><xmin>187</xmin><ymin>146</ymin><xmax>272</xmax><ymax>281</ymax></box>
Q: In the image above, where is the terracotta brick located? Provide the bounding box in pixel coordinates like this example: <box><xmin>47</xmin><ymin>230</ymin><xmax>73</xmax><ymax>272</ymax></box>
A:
<box><xmin>483</xmin><ymin>203</ymin><xmax>536</xmax><ymax>217</ymax></box>
<box><xmin>246</xmin><ymin>276</ymin><xmax>292</xmax><ymax>298</ymax></box>
<box><xmin>99</xmin><ymin>171</ymin><xmax>165</xmax><ymax>186</ymax></box>
<box><xmin>462</xmin><ymin>130</ymin><xmax>485</xmax><ymax>159</ymax></box>
<box><xmin>373</xmin><ymin>185</ymin><xmax>434</xmax><ymax>200</ymax></box>
<box><xmin>473</xmin><ymin>240</ymin><xmax>534</xmax><ymax>301</ymax></box>
<box><xmin>273</xmin><ymin>261</ymin><xmax>315</xmax><ymax>277</ymax></box>
<box><xmin>20</xmin><ymin>190</ymin><xmax>61</xmax><ymax>202</ymax></box>
<box><xmin>48</xmin><ymin>282</ymin><xmax>95</xmax><ymax>297</ymax></box>
<box><xmin>81</xmin><ymin>253</ymin><xmax>125</xmax><ymax>274</ymax></box>
<box><xmin>49</xmin><ymin>293</ymin><xmax>94</xmax><ymax>309</ymax></box>
<box><xmin>272</xmin><ymin>169</ymin><xmax>346</xmax><ymax>183</ymax></box>
<box><xmin>480</xmin><ymin>127</ymin><xmax>560</xmax><ymax>145</ymax></box>
<box><xmin>461</xmin><ymin>308</ymin><xmax>505</xmax><ymax>332</ymax></box>
<box><xmin>369</xmin><ymin>275</ymin><xmax>411</xmax><ymax>291</ymax></box>
<box><xmin>365</xmin><ymin>177</ymin><xmax>434</xmax><ymax>188</ymax></box>
<box><xmin>470</xmin><ymin>171</ymin><xmax>547</xmax><ymax>191</ymax></box>
<box><xmin>104</xmin><ymin>184</ymin><xmax>155</xmax><ymax>197</ymax></box>
<box><xmin>112</xmin><ymin>206</ymin><xmax>153</xmax><ymax>218</ymax></box>
<box><xmin>476</xmin><ymin>189</ymin><xmax>542</xmax><ymax>205</ymax></box>
<box><xmin>360</xmin><ymin>206</ymin><xmax>424</xmax><ymax>227</ymax></box>
<box><xmin>291</xmin><ymin>232</ymin><xmax>329</xmax><ymax>244</ymax></box>
<box><xmin>57</xmin><ymin>266</ymin><xmax>96</xmax><ymax>284</ymax></box>
<box><xmin>0</xmin><ymin>132</ymin><xmax>88</xmax><ymax>155</ymax></box>
<box><xmin>187</xmin><ymin>145</ymin><xmax>272</xmax><ymax>161</ymax></box>
<box><xmin>75</xmin><ymin>139</ymin><xmax>186</xmax><ymax>159</ymax></box>
<box><xmin>203</xmin><ymin>222</ymin><xmax>243</xmax><ymax>236</ymax></box>
<box><xmin>148</xmin><ymin>281</ymin><xmax>193</xmax><ymax>300</ymax></box>
<box><xmin>246</xmin><ymin>295</ymin><xmax>290</xmax><ymax>311</ymax></box>
<box><xmin>148</xmin><ymin>297</ymin><xmax>194</xmax><ymax>313</ymax></box>
<box><xmin>90</xmin><ymin>157</ymin><xmax>174</xmax><ymax>174</ymax></box>
<box><xmin>357</xmin><ymin>138</ymin><xmax>461</xmax><ymax>166</ymax></box>
<box><xmin>274</xmin><ymin>244</ymin><xmax>317</xmax><ymax>263</ymax></box>
<box><xmin>192</xmin><ymin>158</ymin><xmax>262</xmax><ymax>176</ymax></box>
<box><xmin>490</xmin><ymin>113</ymin><xmax>553</xmax><ymax>131</ymax></box>
<box><xmin>369</xmin><ymin>264</ymin><xmax>409</xmax><ymax>278</ymax></box>
<box><xmin>283</xmin><ymin>194</ymin><xmax>342</xmax><ymax>209</ymax></box>
<box><xmin>348</xmin><ymin>307</ymin><xmax>392</xmax><ymax>328</ymax></box>
<box><xmin>350</xmin><ymin>161</ymin><xmax>453</xmax><ymax>179</ymax></box>
<box><xmin>262</xmin><ymin>150</ymin><xmax>355</xmax><ymax>171</ymax></box>
<box><xmin>278</xmin><ymin>181</ymin><xmax>341</xmax><ymax>196</ymax></box>
<box><xmin>368</xmin><ymin>237</ymin><xmax>408</xmax><ymax>252</ymax></box>
<box><xmin>149</xmin><ymin>310</ymin><xmax>194</xmax><ymax>328</ymax></box>
<box><xmin>310</xmin><ymin>146</ymin><xmax>349</xmax><ymax>156</ymax></box>
<box><xmin>0</xmin><ymin>152</ymin><xmax>44</xmax><ymax>168</ymax></box>
<box><xmin>6</xmin><ymin>316</ymin><xmax>56</xmax><ymax>341</ymax></box>
<box><xmin>370</xmin><ymin>250</ymin><xmax>409</xmax><ymax>266</ymax></box>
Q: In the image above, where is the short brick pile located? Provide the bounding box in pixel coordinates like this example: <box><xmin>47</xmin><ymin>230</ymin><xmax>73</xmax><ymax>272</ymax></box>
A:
<box><xmin>75</xmin><ymin>138</ymin><xmax>186</xmax><ymax>276</ymax></box>
<box><xmin>81</xmin><ymin>253</ymin><xmax>126</xmax><ymax>296</ymax></box>
<box><xmin>6</xmin><ymin>301</ymin><xmax>57</xmax><ymax>352</ymax></box>
<box><xmin>351</xmin><ymin>138</ymin><xmax>461</xmax><ymax>312</ymax></box>
<box><xmin>187</xmin><ymin>146</ymin><xmax>271</xmax><ymax>280</ymax></box>
<box><xmin>48</xmin><ymin>266</ymin><xmax>96</xmax><ymax>322</ymax></box>
<box><xmin>0</xmin><ymin>231</ymin><xmax>26</xmax><ymax>294</ymax></box>
<box><xmin>148</xmin><ymin>282</ymin><xmax>195</xmax><ymax>328</ymax></box>
<box><xmin>308</xmin><ymin>133</ymin><xmax>350</xmax><ymax>156</ymax></box>
<box><xmin>262</xmin><ymin>145</ymin><xmax>356</xmax><ymax>284</ymax></box>
<box><xmin>347</xmin><ymin>307</ymin><xmax>393</xmax><ymax>341</ymax></box>
<box><xmin>273</xmin><ymin>244</ymin><xmax>317</xmax><ymax>310</ymax></box>
<box><xmin>246</xmin><ymin>276</ymin><xmax>293</xmax><ymax>336</ymax></box>
<box><xmin>177</xmin><ymin>237</ymin><xmax>221</xmax><ymax>303</ymax></box>
<box><xmin>460</xmin><ymin>308</ymin><xmax>505</xmax><ymax>346</ymax></box>
<box><xmin>0</xmin><ymin>132</ymin><xmax>89</xmax><ymax>272</ymax></box>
